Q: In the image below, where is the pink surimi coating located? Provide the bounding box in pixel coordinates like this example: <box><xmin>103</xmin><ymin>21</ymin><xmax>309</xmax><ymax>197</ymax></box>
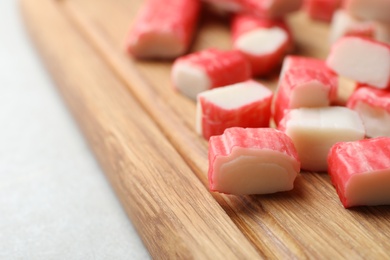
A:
<box><xmin>231</xmin><ymin>14</ymin><xmax>293</xmax><ymax>76</ymax></box>
<box><xmin>172</xmin><ymin>48</ymin><xmax>251</xmax><ymax>91</ymax></box>
<box><xmin>344</xmin><ymin>0</ymin><xmax>390</xmax><ymax>23</ymax></box>
<box><xmin>273</xmin><ymin>56</ymin><xmax>338</xmax><ymax>125</ymax></box>
<box><xmin>202</xmin><ymin>0</ymin><xmax>303</xmax><ymax>18</ymax></box>
<box><xmin>328</xmin><ymin>137</ymin><xmax>390</xmax><ymax>208</ymax></box>
<box><xmin>326</xmin><ymin>36</ymin><xmax>390</xmax><ymax>89</ymax></box>
<box><xmin>126</xmin><ymin>0</ymin><xmax>200</xmax><ymax>59</ymax></box>
<box><xmin>304</xmin><ymin>0</ymin><xmax>342</xmax><ymax>22</ymax></box>
<box><xmin>208</xmin><ymin>127</ymin><xmax>300</xmax><ymax>194</ymax></box>
<box><xmin>197</xmin><ymin>80</ymin><xmax>273</xmax><ymax>140</ymax></box>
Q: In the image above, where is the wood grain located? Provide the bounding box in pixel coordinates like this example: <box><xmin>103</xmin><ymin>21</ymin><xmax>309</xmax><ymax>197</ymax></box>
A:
<box><xmin>19</xmin><ymin>0</ymin><xmax>262</xmax><ymax>259</ymax></box>
<box><xmin>21</xmin><ymin>0</ymin><xmax>390</xmax><ymax>259</ymax></box>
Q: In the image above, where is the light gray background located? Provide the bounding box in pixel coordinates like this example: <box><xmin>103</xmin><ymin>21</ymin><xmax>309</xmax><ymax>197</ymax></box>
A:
<box><xmin>0</xmin><ymin>1</ymin><xmax>150</xmax><ymax>259</ymax></box>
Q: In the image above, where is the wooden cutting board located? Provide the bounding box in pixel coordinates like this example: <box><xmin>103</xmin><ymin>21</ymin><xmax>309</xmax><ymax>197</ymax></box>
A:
<box><xmin>20</xmin><ymin>0</ymin><xmax>390</xmax><ymax>258</ymax></box>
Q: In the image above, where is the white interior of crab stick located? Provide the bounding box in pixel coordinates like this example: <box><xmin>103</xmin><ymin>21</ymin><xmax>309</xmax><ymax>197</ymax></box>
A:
<box><xmin>353</xmin><ymin>102</ymin><xmax>390</xmax><ymax>138</ymax></box>
<box><xmin>212</xmin><ymin>149</ymin><xmax>299</xmax><ymax>195</ymax></box>
<box><xmin>326</xmin><ymin>37</ymin><xmax>390</xmax><ymax>89</ymax></box>
<box><xmin>235</xmin><ymin>27</ymin><xmax>288</xmax><ymax>55</ymax></box>
<box><xmin>172</xmin><ymin>63</ymin><xmax>211</xmax><ymax>100</ymax></box>
<box><xmin>130</xmin><ymin>32</ymin><xmax>185</xmax><ymax>59</ymax></box>
<box><xmin>290</xmin><ymin>81</ymin><xmax>330</xmax><ymax>107</ymax></box>
<box><xmin>281</xmin><ymin>107</ymin><xmax>365</xmax><ymax>172</ymax></box>
<box><xmin>196</xmin><ymin>81</ymin><xmax>272</xmax><ymax>135</ymax></box>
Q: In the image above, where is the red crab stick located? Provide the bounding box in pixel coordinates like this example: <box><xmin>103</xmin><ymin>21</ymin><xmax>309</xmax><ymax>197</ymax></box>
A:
<box><xmin>196</xmin><ymin>80</ymin><xmax>273</xmax><ymax>140</ymax></box>
<box><xmin>326</xmin><ymin>36</ymin><xmax>390</xmax><ymax>89</ymax></box>
<box><xmin>172</xmin><ymin>48</ymin><xmax>251</xmax><ymax>100</ymax></box>
<box><xmin>273</xmin><ymin>56</ymin><xmax>338</xmax><ymax>125</ymax></box>
<box><xmin>328</xmin><ymin>137</ymin><xmax>390</xmax><ymax>208</ymax></box>
<box><xmin>344</xmin><ymin>0</ymin><xmax>390</xmax><ymax>23</ymax></box>
<box><xmin>231</xmin><ymin>14</ymin><xmax>292</xmax><ymax>76</ymax></box>
<box><xmin>304</xmin><ymin>0</ymin><xmax>342</xmax><ymax>22</ymax></box>
<box><xmin>208</xmin><ymin>127</ymin><xmax>300</xmax><ymax>195</ymax></box>
<box><xmin>347</xmin><ymin>86</ymin><xmax>390</xmax><ymax>138</ymax></box>
<box><xmin>126</xmin><ymin>0</ymin><xmax>201</xmax><ymax>59</ymax></box>
<box><xmin>202</xmin><ymin>0</ymin><xmax>303</xmax><ymax>18</ymax></box>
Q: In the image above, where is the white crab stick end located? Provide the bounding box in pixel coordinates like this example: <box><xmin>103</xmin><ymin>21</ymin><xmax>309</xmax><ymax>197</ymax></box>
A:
<box><xmin>126</xmin><ymin>0</ymin><xmax>200</xmax><ymax>59</ymax></box>
<box><xmin>344</xmin><ymin>0</ymin><xmax>390</xmax><ymax>24</ymax></box>
<box><xmin>330</xmin><ymin>10</ymin><xmax>390</xmax><ymax>45</ymax></box>
<box><xmin>279</xmin><ymin>107</ymin><xmax>365</xmax><ymax>172</ymax></box>
<box><xmin>232</xmin><ymin>14</ymin><xmax>292</xmax><ymax>76</ymax></box>
<box><xmin>196</xmin><ymin>80</ymin><xmax>273</xmax><ymax>140</ymax></box>
<box><xmin>326</xmin><ymin>36</ymin><xmax>390</xmax><ymax>89</ymax></box>
<box><xmin>304</xmin><ymin>0</ymin><xmax>342</xmax><ymax>22</ymax></box>
<box><xmin>347</xmin><ymin>86</ymin><xmax>390</xmax><ymax>138</ymax></box>
<box><xmin>201</xmin><ymin>0</ymin><xmax>303</xmax><ymax>18</ymax></box>
<box><xmin>172</xmin><ymin>49</ymin><xmax>251</xmax><ymax>100</ymax></box>
<box><xmin>208</xmin><ymin>128</ymin><xmax>300</xmax><ymax>195</ymax></box>
<box><xmin>328</xmin><ymin>137</ymin><xmax>390</xmax><ymax>208</ymax></box>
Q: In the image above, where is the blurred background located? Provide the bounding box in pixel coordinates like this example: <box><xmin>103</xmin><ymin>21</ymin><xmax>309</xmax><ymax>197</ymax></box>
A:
<box><xmin>0</xmin><ymin>1</ymin><xmax>149</xmax><ymax>259</ymax></box>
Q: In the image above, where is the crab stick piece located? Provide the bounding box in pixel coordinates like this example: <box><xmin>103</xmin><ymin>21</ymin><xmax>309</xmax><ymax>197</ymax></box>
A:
<box><xmin>347</xmin><ymin>86</ymin><xmax>390</xmax><ymax>138</ymax></box>
<box><xmin>344</xmin><ymin>0</ymin><xmax>390</xmax><ymax>24</ymax></box>
<box><xmin>328</xmin><ymin>137</ymin><xmax>390</xmax><ymax>208</ymax></box>
<box><xmin>326</xmin><ymin>36</ymin><xmax>390</xmax><ymax>89</ymax></box>
<box><xmin>330</xmin><ymin>10</ymin><xmax>390</xmax><ymax>44</ymax></box>
<box><xmin>231</xmin><ymin>14</ymin><xmax>292</xmax><ymax>76</ymax></box>
<box><xmin>208</xmin><ymin>127</ymin><xmax>300</xmax><ymax>195</ymax></box>
<box><xmin>279</xmin><ymin>107</ymin><xmax>365</xmax><ymax>172</ymax></box>
<box><xmin>273</xmin><ymin>56</ymin><xmax>338</xmax><ymax>125</ymax></box>
<box><xmin>126</xmin><ymin>0</ymin><xmax>201</xmax><ymax>59</ymax></box>
<box><xmin>196</xmin><ymin>80</ymin><xmax>273</xmax><ymax>140</ymax></box>
<box><xmin>202</xmin><ymin>0</ymin><xmax>303</xmax><ymax>18</ymax></box>
<box><xmin>273</xmin><ymin>68</ymin><xmax>338</xmax><ymax>126</ymax></box>
<box><xmin>172</xmin><ymin>48</ymin><xmax>251</xmax><ymax>100</ymax></box>
<box><xmin>304</xmin><ymin>0</ymin><xmax>342</xmax><ymax>22</ymax></box>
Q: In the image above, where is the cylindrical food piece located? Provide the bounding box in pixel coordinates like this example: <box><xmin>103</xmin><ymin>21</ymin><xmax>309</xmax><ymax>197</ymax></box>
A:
<box><xmin>196</xmin><ymin>80</ymin><xmax>273</xmax><ymax>139</ymax></box>
<box><xmin>328</xmin><ymin>137</ymin><xmax>390</xmax><ymax>208</ymax></box>
<box><xmin>208</xmin><ymin>127</ymin><xmax>300</xmax><ymax>195</ymax></box>
<box><xmin>172</xmin><ymin>48</ymin><xmax>251</xmax><ymax>100</ymax></box>
<box><xmin>231</xmin><ymin>14</ymin><xmax>292</xmax><ymax>77</ymax></box>
<box><xmin>126</xmin><ymin>0</ymin><xmax>201</xmax><ymax>59</ymax></box>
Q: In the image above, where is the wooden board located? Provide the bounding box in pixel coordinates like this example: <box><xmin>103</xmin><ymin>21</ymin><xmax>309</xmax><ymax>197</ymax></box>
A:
<box><xmin>20</xmin><ymin>0</ymin><xmax>390</xmax><ymax>259</ymax></box>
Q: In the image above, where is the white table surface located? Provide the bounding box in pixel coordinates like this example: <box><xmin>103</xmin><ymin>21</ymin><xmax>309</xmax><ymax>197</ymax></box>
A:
<box><xmin>0</xmin><ymin>1</ymin><xmax>150</xmax><ymax>259</ymax></box>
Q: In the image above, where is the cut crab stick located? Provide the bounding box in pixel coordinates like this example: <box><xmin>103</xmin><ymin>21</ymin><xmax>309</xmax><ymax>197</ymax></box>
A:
<box><xmin>330</xmin><ymin>10</ymin><xmax>390</xmax><ymax>44</ymax></box>
<box><xmin>273</xmin><ymin>56</ymin><xmax>338</xmax><ymax>125</ymax></box>
<box><xmin>344</xmin><ymin>0</ymin><xmax>390</xmax><ymax>23</ymax></box>
<box><xmin>347</xmin><ymin>86</ymin><xmax>390</xmax><ymax>138</ymax></box>
<box><xmin>196</xmin><ymin>80</ymin><xmax>273</xmax><ymax>140</ymax></box>
<box><xmin>231</xmin><ymin>14</ymin><xmax>292</xmax><ymax>76</ymax></box>
<box><xmin>172</xmin><ymin>48</ymin><xmax>251</xmax><ymax>100</ymax></box>
<box><xmin>126</xmin><ymin>0</ymin><xmax>200</xmax><ymax>59</ymax></box>
<box><xmin>202</xmin><ymin>0</ymin><xmax>303</xmax><ymax>18</ymax></box>
<box><xmin>279</xmin><ymin>107</ymin><xmax>365</xmax><ymax>172</ymax></box>
<box><xmin>273</xmin><ymin>68</ymin><xmax>338</xmax><ymax>126</ymax></box>
<box><xmin>328</xmin><ymin>137</ymin><xmax>390</xmax><ymax>208</ymax></box>
<box><xmin>304</xmin><ymin>0</ymin><xmax>342</xmax><ymax>22</ymax></box>
<box><xmin>208</xmin><ymin>127</ymin><xmax>300</xmax><ymax>195</ymax></box>
<box><xmin>326</xmin><ymin>36</ymin><xmax>390</xmax><ymax>89</ymax></box>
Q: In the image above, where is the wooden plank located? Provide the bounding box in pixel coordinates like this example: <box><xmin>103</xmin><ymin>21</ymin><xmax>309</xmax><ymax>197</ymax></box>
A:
<box><xmin>19</xmin><ymin>0</ymin><xmax>262</xmax><ymax>259</ymax></box>
<box><xmin>22</xmin><ymin>0</ymin><xmax>390</xmax><ymax>258</ymax></box>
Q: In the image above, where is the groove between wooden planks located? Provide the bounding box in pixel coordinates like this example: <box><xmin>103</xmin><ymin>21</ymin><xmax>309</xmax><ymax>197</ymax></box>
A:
<box><xmin>19</xmin><ymin>0</ymin><xmax>263</xmax><ymax>259</ymax></box>
<box><xmin>59</xmin><ymin>0</ymin><xmax>390</xmax><ymax>259</ymax></box>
